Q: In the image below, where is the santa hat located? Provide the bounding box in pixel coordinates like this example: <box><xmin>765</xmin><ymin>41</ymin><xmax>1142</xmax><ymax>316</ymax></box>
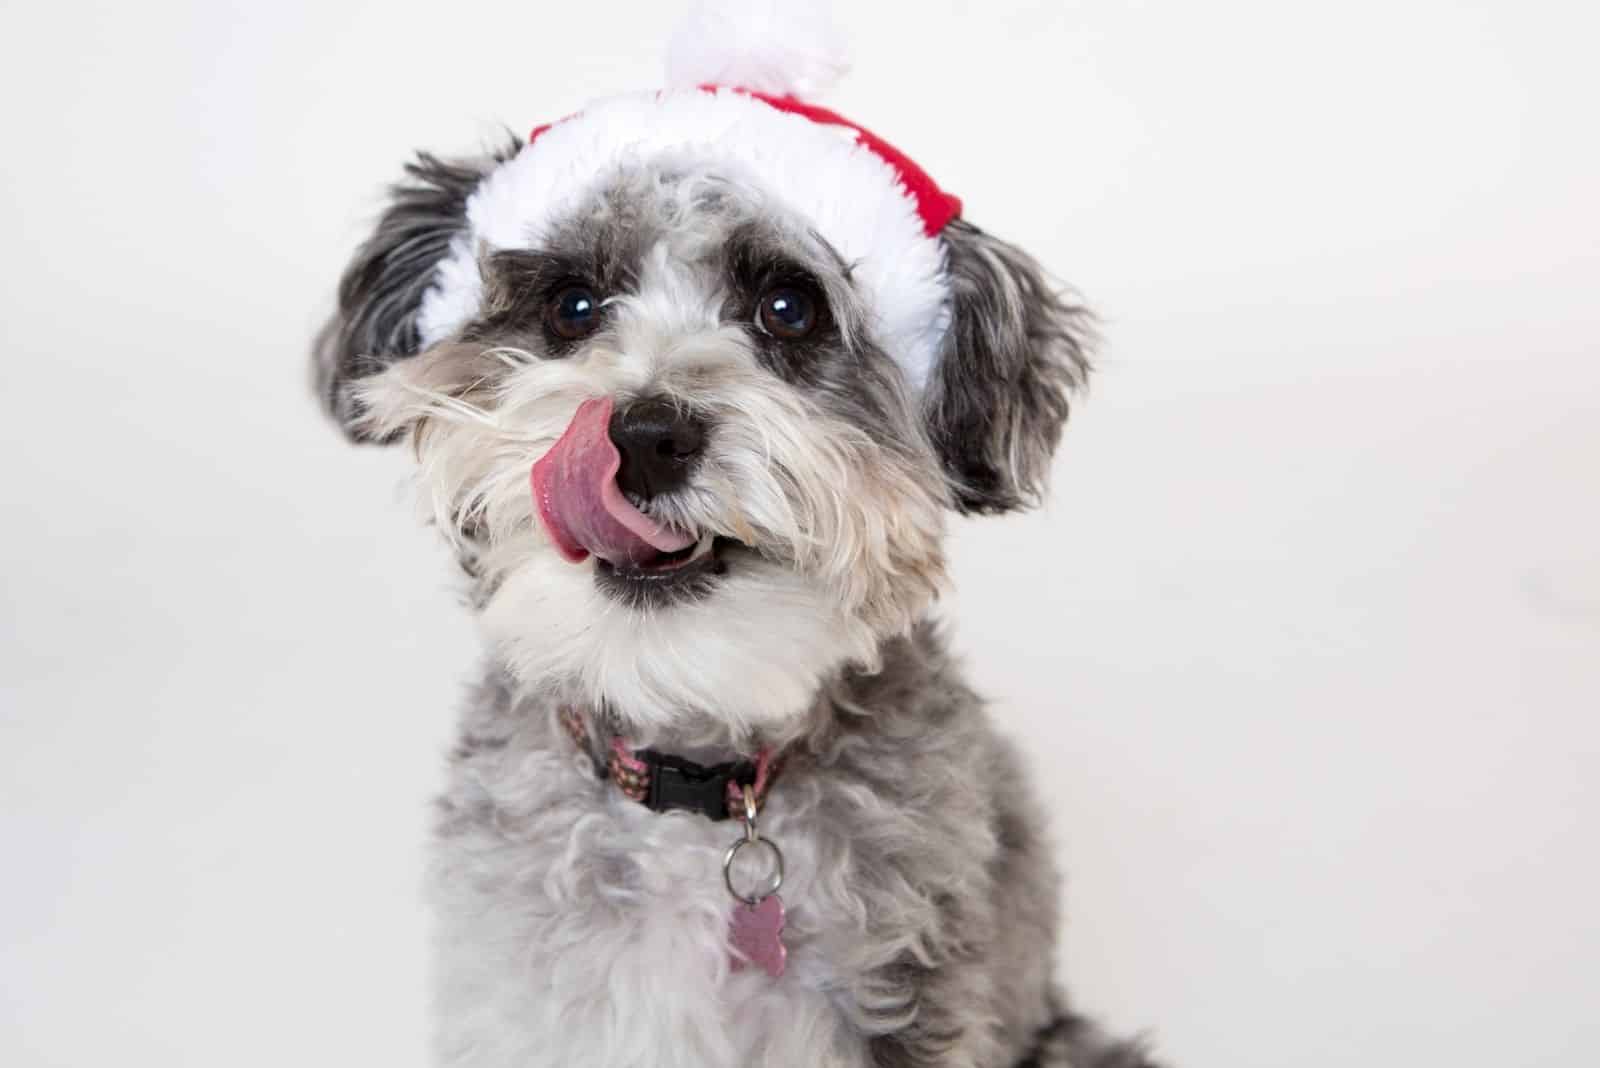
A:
<box><xmin>416</xmin><ymin>0</ymin><xmax>961</xmax><ymax>390</ymax></box>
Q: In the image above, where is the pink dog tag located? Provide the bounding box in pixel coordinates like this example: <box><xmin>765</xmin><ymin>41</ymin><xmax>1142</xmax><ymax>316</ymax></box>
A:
<box><xmin>729</xmin><ymin>894</ymin><xmax>787</xmax><ymax>978</ymax></box>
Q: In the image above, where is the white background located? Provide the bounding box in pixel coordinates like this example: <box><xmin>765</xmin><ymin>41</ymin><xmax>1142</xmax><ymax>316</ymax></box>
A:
<box><xmin>2</xmin><ymin>2</ymin><xmax>1596</xmax><ymax>1065</ymax></box>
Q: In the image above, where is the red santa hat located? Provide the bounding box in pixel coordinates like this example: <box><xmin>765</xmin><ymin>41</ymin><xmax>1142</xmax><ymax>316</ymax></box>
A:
<box><xmin>417</xmin><ymin>1</ymin><xmax>962</xmax><ymax>390</ymax></box>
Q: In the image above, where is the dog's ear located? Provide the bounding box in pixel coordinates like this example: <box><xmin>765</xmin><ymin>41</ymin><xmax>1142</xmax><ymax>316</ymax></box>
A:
<box><xmin>312</xmin><ymin>138</ymin><xmax>519</xmax><ymax>441</ymax></box>
<box><xmin>923</xmin><ymin>219</ymin><xmax>1092</xmax><ymax>514</ymax></box>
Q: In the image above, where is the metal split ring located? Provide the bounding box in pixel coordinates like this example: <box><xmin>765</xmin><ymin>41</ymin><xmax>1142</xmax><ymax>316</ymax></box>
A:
<box><xmin>741</xmin><ymin>783</ymin><xmax>759</xmax><ymax>837</ymax></box>
<box><xmin>722</xmin><ymin>835</ymin><xmax>785</xmax><ymax>906</ymax></box>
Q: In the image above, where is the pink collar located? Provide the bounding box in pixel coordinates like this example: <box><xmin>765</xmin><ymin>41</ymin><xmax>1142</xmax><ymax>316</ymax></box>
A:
<box><xmin>558</xmin><ymin>706</ymin><xmax>781</xmax><ymax>823</ymax></box>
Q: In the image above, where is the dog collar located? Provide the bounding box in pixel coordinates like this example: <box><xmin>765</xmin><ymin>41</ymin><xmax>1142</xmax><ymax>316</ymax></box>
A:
<box><xmin>558</xmin><ymin>706</ymin><xmax>781</xmax><ymax>822</ymax></box>
<box><xmin>559</xmin><ymin>704</ymin><xmax>792</xmax><ymax>976</ymax></box>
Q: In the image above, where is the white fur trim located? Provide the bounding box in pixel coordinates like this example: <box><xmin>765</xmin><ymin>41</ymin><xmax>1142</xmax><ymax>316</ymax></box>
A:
<box><xmin>665</xmin><ymin>0</ymin><xmax>850</xmax><ymax>99</ymax></box>
<box><xmin>416</xmin><ymin>88</ymin><xmax>950</xmax><ymax>391</ymax></box>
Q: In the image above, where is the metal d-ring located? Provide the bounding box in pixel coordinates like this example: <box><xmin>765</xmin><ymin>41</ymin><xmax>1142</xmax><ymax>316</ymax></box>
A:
<box><xmin>722</xmin><ymin>835</ymin><xmax>785</xmax><ymax>906</ymax></box>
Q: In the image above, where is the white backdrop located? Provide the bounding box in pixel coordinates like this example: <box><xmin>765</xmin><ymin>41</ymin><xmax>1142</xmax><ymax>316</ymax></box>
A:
<box><xmin>2</xmin><ymin>2</ymin><xmax>1596</xmax><ymax>1066</ymax></box>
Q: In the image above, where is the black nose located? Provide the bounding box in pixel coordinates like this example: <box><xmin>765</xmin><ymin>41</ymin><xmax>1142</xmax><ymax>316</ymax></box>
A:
<box><xmin>608</xmin><ymin>399</ymin><xmax>706</xmax><ymax>500</ymax></box>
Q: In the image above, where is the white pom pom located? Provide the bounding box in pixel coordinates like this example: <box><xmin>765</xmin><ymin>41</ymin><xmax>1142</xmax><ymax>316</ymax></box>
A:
<box><xmin>666</xmin><ymin>0</ymin><xmax>850</xmax><ymax>99</ymax></box>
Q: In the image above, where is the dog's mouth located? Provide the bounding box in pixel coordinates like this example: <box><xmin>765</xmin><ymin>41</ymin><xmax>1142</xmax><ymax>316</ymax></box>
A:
<box><xmin>530</xmin><ymin>397</ymin><xmax>744</xmax><ymax>598</ymax></box>
<box><xmin>598</xmin><ymin>531</ymin><xmax>732</xmax><ymax>580</ymax></box>
<box><xmin>594</xmin><ymin>533</ymin><xmax>749</xmax><ymax>609</ymax></box>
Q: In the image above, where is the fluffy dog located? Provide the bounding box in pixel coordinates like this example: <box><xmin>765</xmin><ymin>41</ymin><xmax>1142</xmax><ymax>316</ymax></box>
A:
<box><xmin>313</xmin><ymin>8</ymin><xmax>1160</xmax><ymax>1067</ymax></box>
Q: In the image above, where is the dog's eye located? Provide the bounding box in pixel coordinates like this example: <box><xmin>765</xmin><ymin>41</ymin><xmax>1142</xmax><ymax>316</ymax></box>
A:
<box><xmin>757</xmin><ymin>286</ymin><xmax>818</xmax><ymax>340</ymax></box>
<box><xmin>546</xmin><ymin>285</ymin><xmax>602</xmax><ymax>341</ymax></box>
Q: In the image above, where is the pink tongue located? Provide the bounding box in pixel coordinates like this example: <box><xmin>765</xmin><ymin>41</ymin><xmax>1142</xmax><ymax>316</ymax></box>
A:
<box><xmin>530</xmin><ymin>397</ymin><xmax>696</xmax><ymax>567</ymax></box>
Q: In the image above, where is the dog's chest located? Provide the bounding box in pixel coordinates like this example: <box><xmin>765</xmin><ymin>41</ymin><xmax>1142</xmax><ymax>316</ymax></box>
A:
<box><xmin>429</xmin><ymin>747</ymin><xmax>871</xmax><ymax>1068</ymax></box>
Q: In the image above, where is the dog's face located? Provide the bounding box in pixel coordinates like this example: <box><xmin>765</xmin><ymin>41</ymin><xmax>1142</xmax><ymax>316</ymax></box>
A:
<box><xmin>316</xmin><ymin>147</ymin><xmax>1088</xmax><ymax>740</ymax></box>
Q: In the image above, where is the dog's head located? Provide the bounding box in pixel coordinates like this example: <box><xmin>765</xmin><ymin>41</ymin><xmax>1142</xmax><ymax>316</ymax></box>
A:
<box><xmin>314</xmin><ymin>88</ymin><xmax>1088</xmax><ymax>740</ymax></box>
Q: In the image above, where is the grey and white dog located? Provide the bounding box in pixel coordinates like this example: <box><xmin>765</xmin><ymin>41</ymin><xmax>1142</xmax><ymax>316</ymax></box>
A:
<box><xmin>312</xmin><ymin>81</ymin><xmax>1160</xmax><ymax>1068</ymax></box>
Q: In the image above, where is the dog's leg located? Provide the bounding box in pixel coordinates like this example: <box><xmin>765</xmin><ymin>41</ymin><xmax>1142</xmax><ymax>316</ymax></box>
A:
<box><xmin>862</xmin><ymin>979</ymin><xmax>1161</xmax><ymax>1068</ymax></box>
<box><xmin>860</xmin><ymin>953</ymin><xmax>994</xmax><ymax>1067</ymax></box>
<box><xmin>1013</xmin><ymin>1002</ymin><xmax>1163</xmax><ymax>1068</ymax></box>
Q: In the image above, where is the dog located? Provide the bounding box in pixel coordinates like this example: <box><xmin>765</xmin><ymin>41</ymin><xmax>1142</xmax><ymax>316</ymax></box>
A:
<box><xmin>312</xmin><ymin>7</ymin><xmax>1161</xmax><ymax>1066</ymax></box>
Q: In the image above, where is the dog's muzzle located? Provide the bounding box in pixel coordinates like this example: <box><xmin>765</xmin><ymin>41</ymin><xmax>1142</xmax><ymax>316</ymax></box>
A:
<box><xmin>530</xmin><ymin>395</ymin><xmax>697</xmax><ymax>568</ymax></box>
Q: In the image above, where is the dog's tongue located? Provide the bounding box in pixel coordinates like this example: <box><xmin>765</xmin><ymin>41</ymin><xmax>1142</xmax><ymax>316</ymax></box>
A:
<box><xmin>531</xmin><ymin>397</ymin><xmax>695</xmax><ymax>567</ymax></box>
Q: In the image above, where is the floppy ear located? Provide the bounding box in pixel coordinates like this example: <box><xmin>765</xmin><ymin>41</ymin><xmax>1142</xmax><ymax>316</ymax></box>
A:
<box><xmin>923</xmin><ymin>219</ymin><xmax>1093</xmax><ymax>514</ymax></box>
<box><xmin>312</xmin><ymin>138</ymin><xmax>519</xmax><ymax>441</ymax></box>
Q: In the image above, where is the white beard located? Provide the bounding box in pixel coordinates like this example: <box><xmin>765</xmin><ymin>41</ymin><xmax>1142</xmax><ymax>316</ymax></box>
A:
<box><xmin>477</xmin><ymin>547</ymin><xmax>880</xmax><ymax>742</ymax></box>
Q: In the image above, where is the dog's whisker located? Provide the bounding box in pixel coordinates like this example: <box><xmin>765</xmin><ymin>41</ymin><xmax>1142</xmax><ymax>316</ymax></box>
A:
<box><xmin>481</xmin><ymin>345</ymin><xmax>534</xmax><ymax>369</ymax></box>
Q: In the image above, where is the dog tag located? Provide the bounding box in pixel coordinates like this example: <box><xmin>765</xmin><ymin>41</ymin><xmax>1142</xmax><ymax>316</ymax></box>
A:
<box><xmin>729</xmin><ymin>894</ymin><xmax>787</xmax><ymax>978</ymax></box>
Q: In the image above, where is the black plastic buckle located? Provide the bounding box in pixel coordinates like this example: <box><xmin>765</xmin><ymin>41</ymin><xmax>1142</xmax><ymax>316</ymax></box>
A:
<box><xmin>639</xmin><ymin>750</ymin><xmax>756</xmax><ymax>821</ymax></box>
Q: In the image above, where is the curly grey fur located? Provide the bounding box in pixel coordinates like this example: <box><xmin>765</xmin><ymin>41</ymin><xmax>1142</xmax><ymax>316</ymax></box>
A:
<box><xmin>925</xmin><ymin>219</ymin><xmax>1093</xmax><ymax>514</ymax></box>
<box><xmin>312</xmin><ymin>137</ymin><xmax>519</xmax><ymax>438</ymax></box>
<box><xmin>436</xmin><ymin>627</ymin><xmax>1162</xmax><ymax>1067</ymax></box>
<box><xmin>1015</xmin><ymin>1001</ymin><xmax>1163</xmax><ymax>1068</ymax></box>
